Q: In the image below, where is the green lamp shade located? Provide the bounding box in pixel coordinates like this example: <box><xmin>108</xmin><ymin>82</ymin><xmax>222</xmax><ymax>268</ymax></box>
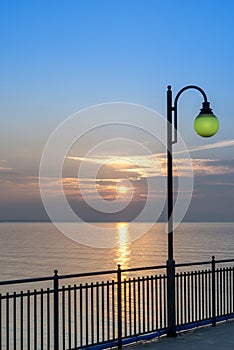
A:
<box><xmin>194</xmin><ymin>114</ymin><xmax>219</xmax><ymax>137</ymax></box>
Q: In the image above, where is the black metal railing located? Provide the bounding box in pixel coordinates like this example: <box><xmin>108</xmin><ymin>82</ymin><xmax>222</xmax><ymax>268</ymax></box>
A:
<box><xmin>0</xmin><ymin>257</ymin><xmax>234</xmax><ymax>349</ymax></box>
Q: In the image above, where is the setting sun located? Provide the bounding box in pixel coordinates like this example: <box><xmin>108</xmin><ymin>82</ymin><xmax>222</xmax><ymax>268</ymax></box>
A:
<box><xmin>117</xmin><ymin>185</ymin><xmax>128</xmax><ymax>194</ymax></box>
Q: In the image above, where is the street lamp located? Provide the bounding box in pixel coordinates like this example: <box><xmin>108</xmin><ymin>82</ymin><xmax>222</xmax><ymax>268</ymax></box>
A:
<box><xmin>166</xmin><ymin>85</ymin><xmax>219</xmax><ymax>337</ymax></box>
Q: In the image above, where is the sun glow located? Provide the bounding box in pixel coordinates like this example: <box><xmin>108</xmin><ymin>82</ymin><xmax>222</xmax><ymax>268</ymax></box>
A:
<box><xmin>117</xmin><ymin>185</ymin><xmax>128</xmax><ymax>194</ymax></box>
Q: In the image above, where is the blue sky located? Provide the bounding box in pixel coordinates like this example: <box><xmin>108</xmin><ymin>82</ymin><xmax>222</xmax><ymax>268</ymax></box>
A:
<box><xmin>0</xmin><ymin>0</ymin><xmax>234</xmax><ymax>221</ymax></box>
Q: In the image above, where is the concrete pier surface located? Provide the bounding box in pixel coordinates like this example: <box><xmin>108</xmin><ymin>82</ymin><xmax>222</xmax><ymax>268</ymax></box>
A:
<box><xmin>127</xmin><ymin>321</ymin><xmax>234</xmax><ymax>350</ymax></box>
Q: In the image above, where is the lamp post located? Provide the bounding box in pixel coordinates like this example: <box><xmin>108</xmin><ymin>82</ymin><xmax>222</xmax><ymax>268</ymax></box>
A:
<box><xmin>166</xmin><ymin>85</ymin><xmax>219</xmax><ymax>337</ymax></box>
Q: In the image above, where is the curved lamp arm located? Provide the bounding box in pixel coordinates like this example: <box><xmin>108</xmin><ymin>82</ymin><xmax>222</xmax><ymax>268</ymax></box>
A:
<box><xmin>168</xmin><ymin>85</ymin><xmax>209</xmax><ymax>144</ymax></box>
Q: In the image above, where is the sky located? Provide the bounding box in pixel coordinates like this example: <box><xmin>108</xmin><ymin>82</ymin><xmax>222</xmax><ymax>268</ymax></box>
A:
<box><xmin>0</xmin><ymin>0</ymin><xmax>234</xmax><ymax>222</ymax></box>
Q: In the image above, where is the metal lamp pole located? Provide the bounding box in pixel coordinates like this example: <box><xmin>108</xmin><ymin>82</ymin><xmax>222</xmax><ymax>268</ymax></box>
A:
<box><xmin>166</xmin><ymin>85</ymin><xmax>219</xmax><ymax>337</ymax></box>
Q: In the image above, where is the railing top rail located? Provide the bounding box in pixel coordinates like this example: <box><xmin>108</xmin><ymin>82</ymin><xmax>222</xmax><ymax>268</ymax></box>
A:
<box><xmin>176</xmin><ymin>258</ymin><xmax>234</xmax><ymax>268</ymax></box>
<box><xmin>1</xmin><ymin>257</ymin><xmax>234</xmax><ymax>286</ymax></box>
<box><xmin>215</xmin><ymin>258</ymin><xmax>234</xmax><ymax>264</ymax></box>
<box><xmin>0</xmin><ymin>269</ymin><xmax>117</xmax><ymax>286</ymax></box>
<box><xmin>0</xmin><ymin>275</ymin><xmax>53</xmax><ymax>286</ymax></box>
<box><xmin>121</xmin><ymin>264</ymin><xmax>167</xmax><ymax>273</ymax></box>
<box><xmin>175</xmin><ymin>261</ymin><xmax>211</xmax><ymax>268</ymax></box>
<box><xmin>58</xmin><ymin>269</ymin><xmax>116</xmax><ymax>280</ymax></box>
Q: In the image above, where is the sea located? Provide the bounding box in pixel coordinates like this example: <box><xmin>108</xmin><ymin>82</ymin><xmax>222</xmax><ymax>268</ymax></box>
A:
<box><xmin>0</xmin><ymin>222</ymin><xmax>233</xmax><ymax>282</ymax></box>
<box><xmin>0</xmin><ymin>222</ymin><xmax>233</xmax><ymax>349</ymax></box>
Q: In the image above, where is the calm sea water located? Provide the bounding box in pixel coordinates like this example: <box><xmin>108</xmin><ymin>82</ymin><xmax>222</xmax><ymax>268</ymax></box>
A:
<box><xmin>0</xmin><ymin>222</ymin><xmax>233</xmax><ymax>281</ymax></box>
<box><xmin>0</xmin><ymin>222</ymin><xmax>233</xmax><ymax>348</ymax></box>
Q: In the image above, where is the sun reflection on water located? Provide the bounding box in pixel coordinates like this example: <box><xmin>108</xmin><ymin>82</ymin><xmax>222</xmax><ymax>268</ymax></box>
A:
<box><xmin>114</xmin><ymin>222</ymin><xmax>131</xmax><ymax>271</ymax></box>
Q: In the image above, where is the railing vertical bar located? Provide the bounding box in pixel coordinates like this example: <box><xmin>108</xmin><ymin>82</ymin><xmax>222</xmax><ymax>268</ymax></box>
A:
<box><xmin>209</xmin><ymin>269</ymin><xmax>212</xmax><ymax>319</ymax></box>
<box><xmin>133</xmin><ymin>278</ymin><xmax>136</xmax><ymax>335</ymax></box>
<box><xmin>180</xmin><ymin>272</ymin><xmax>183</xmax><ymax>324</ymax></box>
<box><xmin>80</xmin><ymin>284</ymin><xmax>83</xmax><ymax>347</ymax></box>
<box><xmin>226</xmin><ymin>268</ymin><xmax>230</xmax><ymax>314</ymax></box>
<box><xmin>163</xmin><ymin>275</ymin><xmax>167</xmax><ymax>328</ymax></box>
<box><xmin>195</xmin><ymin>272</ymin><xmax>198</xmax><ymax>323</ymax></box>
<box><xmin>226</xmin><ymin>268</ymin><xmax>229</xmax><ymax>315</ymax></box>
<box><xmin>232</xmin><ymin>267</ymin><xmax>234</xmax><ymax>314</ymax></box>
<box><xmin>146</xmin><ymin>276</ymin><xmax>150</xmax><ymax>332</ymax></box>
<box><xmin>229</xmin><ymin>268</ymin><xmax>232</xmax><ymax>314</ymax></box>
<box><xmin>176</xmin><ymin>273</ymin><xmax>179</xmax><ymax>325</ymax></box>
<box><xmin>232</xmin><ymin>268</ymin><xmax>234</xmax><ymax>314</ymax></box>
<box><xmin>217</xmin><ymin>268</ymin><xmax>220</xmax><ymax>317</ymax></box>
<box><xmin>177</xmin><ymin>273</ymin><xmax>180</xmax><ymax>324</ymax></box>
<box><xmin>187</xmin><ymin>272</ymin><xmax>191</xmax><ymax>323</ymax></box>
<box><xmin>129</xmin><ymin>279</ymin><xmax>132</xmax><ymax>336</ymax></box>
<box><xmin>112</xmin><ymin>280</ymin><xmax>115</xmax><ymax>340</ymax></box>
<box><xmin>86</xmin><ymin>283</ymin><xmax>89</xmax><ymax>345</ymax></box>
<box><xmin>62</xmin><ymin>286</ymin><xmax>65</xmax><ymax>350</ymax></box>
<box><xmin>155</xmin><ymin>276</ymin><xmax>158</xmax><ymax>330</ymax></box>
<box><xmin>223</xmin><ymin>268</ymin><xmax>226</xmax><ymax>315</ymax></box>
<box><xmin>124</xmin><ymin>279</ymin><xmax>127</xmax><ymax>337</ymax></box>
<box><xmin>204</xmin><ymin>271</ymin><xmax>206</xmax><ymax>319</ymax></box>
<box><xmin>68</xmin><ymin>285</ymin><xmax>71</xmax><ymax>349</ymax></box>
<box><xmin>53</xmin><ymin>270</ymin><xmax>59</xmax><ymax>350</ymax></box>
<box><xmin>220</xmin><ymin>269</ymin><xmax>223</xmax><ymax>316</ymax></box>
<box><xmin>220</xmin><ymin>268</ymin><xmax>224</xmax><ymax>315</ymax></box>
<box><xmin>201</xmin><ymin>271</ymin><xmax>204</xmax><ymax>321</ymax></box>
<box><xmin>226</xmin><ymin>268</ymin><xmax>228</xmax><ymax>315</ymax></box>
<box><xmin>206</xmin><ymin>270</ymin><xmax>208</xmax><ymax>320</ymax></box>
<box><xmin>91</xmin><ymin>283</ymin><xmax>94</xmax><ymax>344</ymax></box>
<box><xmin>107</xmin><ymin>281</ymin><xmax>110</xmax><ymax>341</ymax></box>
<box><xmin>225</xmin><ymin>268</ymin><xmax>227</xmax><ymax>315</ymax></box>
<box><xmin>6</xmin><ymin>293</ymin><xmax>9</xmax><ymax>350</ymax></box>
<box><xmin>117</xmin><ymin>265</ymin><xmax>122</xmax><ymax>349</ymax></box>
<box><xmin>204</xmin><ymin>271</ymin><xmax>208</xmax><ymax>320</ymax></box>
<box><xmin>142</xmin><ymin>276</ymin><xmax>146</xmax><ymax>333</ymax></box>
<box><xmin>228</xmin><ymin>268</ymin><xmax>230</xmax><ymax>314</ymax></box>
<box><xmin>198</xmin><ymin>271</ymin><xmax>201</xmax><ymax>321</ymax></box>
<box><xmin>232</xmin><ymin>268</ymin><xmax>233</xmax><ymax>314</ymax></box>
<box><xmin>231</xmin><ymin>267</ymin><xmax>233</xmax><ymax>313</ymax></box>
<box><xmin>208</xmin><ymin>271</ymin><xmax>211</xmax><ymax>319</ymax></box>
<box><xmin>20</xmin><ymin>291</ymin><xmax>23</xmax><ymax>350</ymax></box>
<box><xmin>177</xmin><ymin>273</ymin><xmax>182</xmax><ymax>325</ymax></box>
<box><xmin>0</xmin><ymin>293</ymin><xmax>3</xmax><ymax>349</ymax></box>
<box><xmin>191</xmin><ymin>272</ymin><xmax>194</xmax><ymax>323</ymax></box>
<box><xmin>222</xmin><ymin>268</ymin><xmax>224</xmax><ymax>315</ymax></box>
<box><xmin>74</xmin><ymin>285</ymin><xmax>77</xmax><ymax>349</ymax></box>
<box><xmin>222</xmin><ymin>269</ymin><xmax>225</xmax><ymax>315</ymax></box>
<box><xmin>138</xmin><ymin>277</ymin><xmax>141</xmax><ymax>333</ymax></box>
<box><xmin>184</xmin><ymin>272</ymin><xmax>187</xmax><ymax>324</ymax></box>
<box><xmin>212</xmin><ymin>256</ymin><xmax>216</xmax><ymax>326</ymax></box>
<box><xmin>151</xmin><ymin>276</ymin><xmax>154</xmax><ymax>330</ymax></box>
<box><xmin>159</xmin><ymin>275</ymin><xmax>162</xmax><ymax>329</ymax></box>
<box><xmin>219</xmin><ymin>268</ymin><xmax>222</xmax><ymax>316</ymax></box>
<box><xmin>46</xmin><ymin>288</ymin><xmax>50</xmax><ymax>350</ymax></box>
<box><xmin>96</xmin><ymin>282</ymin><xmax>99</xmax><ymax>344</ymax></box>
<box><xmin>13</xmin><ymin>292</ymin><xmax>17</xmax><ymax>350</ymax></box>
<box><xmin>34</xmin><ymin>290</ymin><xmax>37</xmax><ymax>350</ymax></box>
<box><xmin>27</xmin><ymin>290</ymin><xmax>30</xmax><ymax>350</ymax></box>
<box><xmin>0</xmin><ymin>294</ymin><xmax>1</xmax><ymax>350</ymax></box>
<box><xmin>40</xmin><ymin>289</ymin><xmax>44</xmax><ymax>350</ymax></box>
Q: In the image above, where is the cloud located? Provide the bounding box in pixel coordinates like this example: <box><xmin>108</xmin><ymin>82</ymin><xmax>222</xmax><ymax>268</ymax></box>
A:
<box><xmin>66</xmin><ymin>154</ymin><xmax>234</xmax><ymax>179</ymax></box>
<box><xmin>177</xmin><ymin>139</ymin><xmax>234</xmax><ymax>154</ymax></box>
<box><xmin>0</xmin><ymin>167</ymin><xmax>12</xmax><ymax>171</ymax></box>
<box><xmin>0</xmin><ymin>159</ymin><xmax>13</xmax><ymax>172</ymax></box>
<box><xmin>1</xmin><ymin>139</ymin><xmax>233</xmax><ymax>207</ymax></box>
<box><xmin>191</xmin><ymin>159</ymin><xmax>234</xmax><ymax>175</ymax></box>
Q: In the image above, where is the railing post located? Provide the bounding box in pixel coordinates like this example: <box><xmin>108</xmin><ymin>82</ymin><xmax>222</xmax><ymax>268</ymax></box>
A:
<box><xmin>117</xmin><ymin>264</ymin><xmax>122</xmax><ymax>349</ymax></box>
<box><xmin>167</xmin><ymin>259</ymin><xmax>176</xmax><ymax>336</ymax></box>
<box><xmin>211</xmin><ymin>256</ymin><xmax>216</xmax><ymax>327</ymax></box>
<box><xmin>53</xmin><ymin>269</ymin><xmax>59</xmax><ymax>350</ymax></box>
